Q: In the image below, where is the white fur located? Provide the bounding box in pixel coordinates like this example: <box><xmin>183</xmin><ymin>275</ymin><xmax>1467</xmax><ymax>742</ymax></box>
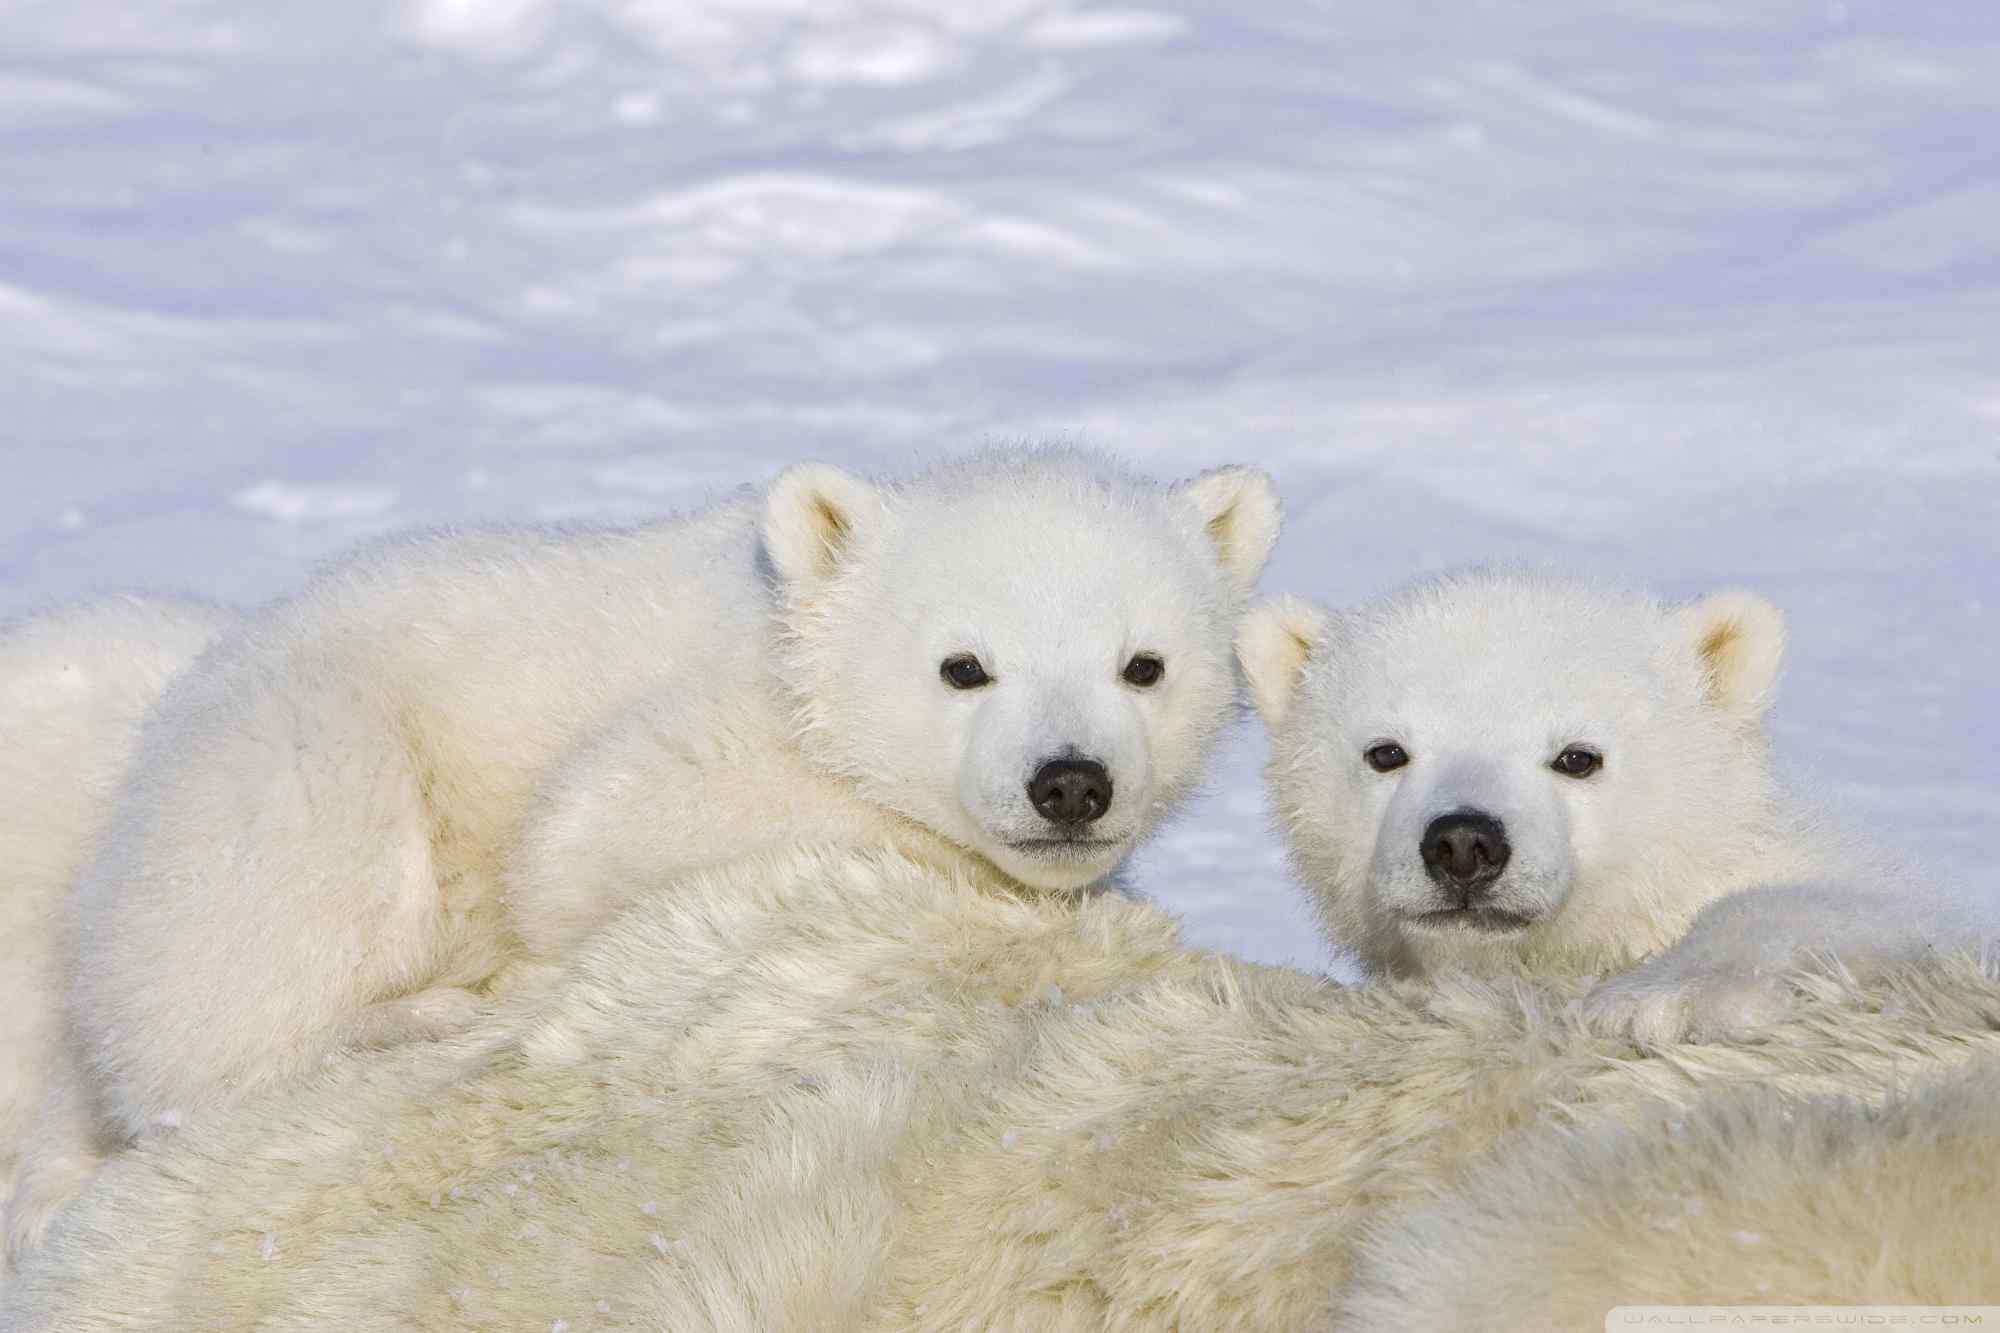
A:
<box><xmin>509</xmin><ymin>455</ymin><xmax>1278</xmax><ymax>953</ymax></box>
<box><xmin>0</xmin><ymin>597</ymin><xmax>234</xmax><ymax>1280</ymax></box>
<box><xmin>1240</xmin><ymin>568</ymin><xmax>1992</xmax><ymax>1030</ymax></box>
<box><xmin>1242</xmin><ymin>569</ymin><xmax>1822</xmax><ymax>979</ymax></box>
<box><xmin>1578</xmin><ymin>878</ymin><xmax>2000</xmax><ymax>1044</ymax></box>
<box><xmin>7</xmin><ymin>848</ymin><xmax>1997</xmax><ymax>1331</ymax></box>
<box><xmin>12</xmin><ymin>449</ymin><xmax>1277</xmax><ymax>1264</ymax></box>
<box><xmin>1336</xmin><ymin>1042</ymin><xmax>2000</xmax><ymax>1329</ymax></box>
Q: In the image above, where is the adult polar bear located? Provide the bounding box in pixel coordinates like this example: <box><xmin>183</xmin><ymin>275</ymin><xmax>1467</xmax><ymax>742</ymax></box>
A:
<box><xmin>1335</xmin><ymin>1049</ymin><xmax>2000</xmax><ymax>1329</ymax></box>
<box><xmin>9</xmin><ymin>449</ymin><xmax>1280</xmax><ymax>1265</ymax></box>
<box><xmin>7</xmin><ymin>847</ymin><xmax>1997</xmax><ymax>1331</ymax></box>
<box><xmin>0</xmin><ymin>598</ymin><xmax>234</xmax><ymax>1279</ymax></box>
<box><xmin>1238</xmin><ymin>569</ymin><xmax>1996</xmax><ymax>1042</ymax></box>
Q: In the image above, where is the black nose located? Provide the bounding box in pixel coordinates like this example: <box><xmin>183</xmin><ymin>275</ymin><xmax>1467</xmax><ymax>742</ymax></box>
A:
<box><xmin>1420</xmin><ymin>811</ymin><xmax>1511</xmax><ymax>899</ymax></box>
<box><xmin>1027</xmin><ymin>758</ymin><xmax>1113</xmax><ymax>826</ymax></box>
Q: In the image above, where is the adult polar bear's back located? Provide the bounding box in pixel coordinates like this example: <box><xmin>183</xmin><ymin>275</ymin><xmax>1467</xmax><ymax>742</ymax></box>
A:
<box><xmin>12</xmin><ymin>848</ymin><xmax>1998</xmax><ymax>1332</ymax></box>
<box><xmin>1334</xmin><ymin>1049</ymin><xmax>2000</xmax><ymax>1329</ymax></box>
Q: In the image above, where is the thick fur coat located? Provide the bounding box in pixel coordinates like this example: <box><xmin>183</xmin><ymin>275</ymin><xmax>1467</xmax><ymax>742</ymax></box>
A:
<box><xmin>9</xmin><ymin>450</ymin><xmax>1278</xmax><ymax>1261</ymax></box>
<box><xmin>1238</xmin><ymin>570</ymin><xmax>1995</xmax><ymax>1042</ymax></box>
<box><xmin>1336</xmin><ymin>1046</ymin><xmax>2000</xmax><ymax>1329</ymax></box>
<box><xmin>9</xmin><ymin>848</ymin><xmax>1996</xmax><ymax>1331</ymax></box>
<box><xmin>0</xmin><ymin>596</ymin><xmax>234</xmax><ymax>1279</ymax></box>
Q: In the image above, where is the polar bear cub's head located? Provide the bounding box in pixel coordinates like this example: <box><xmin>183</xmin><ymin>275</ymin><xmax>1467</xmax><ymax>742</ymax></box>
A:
<box><xmin>1240</xmin><ymin>569</ymin><xmax>1791</xmax><ymax>978</ymax></box>
<box><xmin>764</xmin><ymin>449</ymin><xmax>1280</xmax><ymax>893</ymax></box>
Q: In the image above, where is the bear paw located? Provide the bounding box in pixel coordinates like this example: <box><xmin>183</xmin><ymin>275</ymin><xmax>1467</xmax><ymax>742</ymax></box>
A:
<box><xmin>1580</xmin><ymin>962</ymin><xmax>1795</xmax><ymax>1046</ymax></box>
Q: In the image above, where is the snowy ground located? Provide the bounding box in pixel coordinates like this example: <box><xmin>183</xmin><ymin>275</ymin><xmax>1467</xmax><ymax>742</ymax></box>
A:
<box><xmin>4</xmin><ymin>0</ymin><xmax>1996</xmax><ymax>971</ymax></box>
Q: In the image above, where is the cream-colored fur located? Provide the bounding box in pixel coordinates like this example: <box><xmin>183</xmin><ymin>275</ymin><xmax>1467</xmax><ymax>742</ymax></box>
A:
<box><xmin>9</xmin><ymin>847</ymin><xmax>1996</xmax><ymax>1331</ymax></box>
<box><xmin>1336</xmin><ymin>1045</ymin><xmax>2000</xmax><ymax>1329</ymax></box>
<box><xmin>1238</xmin><ymin>570</ymin><xmax>1993</xmax><ymax>1043</ymax></box>
<box><xmin>14</xmin><ymin>449</ymin><xmax>1278</xmax><ymax>1264</ymax></box>
<box><xmin>0</xmin><ymin>596</ymin><xmax>234</xmax><ymax>1282</ymax></box>
<box><xmin>1238</xmin><ymin>571</ymin><xmax>1829</xmax><ymax>980</ymax></box>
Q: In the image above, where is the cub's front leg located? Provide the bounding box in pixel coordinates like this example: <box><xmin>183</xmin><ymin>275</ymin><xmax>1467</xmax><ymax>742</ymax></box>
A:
<box><xmin>505</xmin><ymin>689</ymin><xmax>865</xmax><ymax>965</ymax></box>
<box><xmin>1583</xmin><ymin>880</ymin><xmax>1996</xmax><ymax>1045</ymax></box>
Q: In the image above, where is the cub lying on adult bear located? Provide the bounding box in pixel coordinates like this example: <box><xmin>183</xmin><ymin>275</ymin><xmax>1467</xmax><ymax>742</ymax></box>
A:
<box><xmin>7</xmin><ymin>847</ymin><xmax>1996</xmax><ymax>1331</ymax></box>
<box><xmin>9</xmin><ymin>448</ymin><xmax>1279</xmax><ymax>1266</ymax></box>
<box><xmin>1237</xmin><ymin>568</ymin><xmax>1995</xmax><ymax>1042</ymax></box>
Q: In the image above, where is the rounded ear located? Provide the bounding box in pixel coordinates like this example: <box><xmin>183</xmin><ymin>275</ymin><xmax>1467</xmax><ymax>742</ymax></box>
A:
<box><xmin>1174</xmin><ymin>465</ymin><xmax>1281</xmax><ymax>590</ymax></box>
<box><xmin>1237</xmin><ymin>594</ymin><xmax>1327</xmax><ymax>729</ymax></box>
<box><xmin>1669</xmin><ymin>589</ymin><xmax>1787</xmax><ymax>721</ymax></box>
<box><xmin>763</xmin><ymin>464</ymin><xmax>885</xmax><ymax>587</ymax></box>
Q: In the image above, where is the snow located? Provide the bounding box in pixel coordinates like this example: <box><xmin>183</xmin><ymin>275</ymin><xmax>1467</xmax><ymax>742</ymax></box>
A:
<box><xmin>3</xmin><ymin>1</ymin><xmax>1996</xmax><ymax>974</ymax></box>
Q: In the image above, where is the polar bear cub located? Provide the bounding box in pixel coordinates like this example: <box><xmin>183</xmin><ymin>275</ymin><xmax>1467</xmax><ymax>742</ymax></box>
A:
<box><xmin>1239</xmin><ymin>568</ymin><xmax>1993</xmax><ymax>1038</ymax></box>
<box><xmin>0</xmin><ymin>597</ymin><xmax>234</xmax><ymax>1276</ymax></box>
<box><xmin>12</xmin><ymin>448</ymin><xmax>1277</xmax><ymax>1264</ymax></box>
<box><xmin>505</xmin><ymin>452</ymin><xmax>1276</xmax><ymax>960</ymax></box>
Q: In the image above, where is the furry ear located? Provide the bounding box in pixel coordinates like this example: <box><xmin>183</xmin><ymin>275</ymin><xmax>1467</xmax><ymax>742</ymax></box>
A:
<box><xmin>1237</xmin><ymin>595</ymin><xmax>1327</xmax><ymax>728</ymax></box>
<box><xmin>1175</xmin><ymin>466</ymin><xmax>1282</xmax><ymax>589</ymax></box>
<box><xmin>763</xmin><ymin>464</ymin><xmax>885</xmax><ymax>586</ymax></box>
<box><xmin>1671</xmin><ymin>589</ymin><xmax>1787</xmax><ymax>720</ymax></box>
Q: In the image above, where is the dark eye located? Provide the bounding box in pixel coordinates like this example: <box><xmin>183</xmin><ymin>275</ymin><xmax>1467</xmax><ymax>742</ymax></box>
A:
<box><xmin>1364</xmin><ymin>742</ymin><xmax>1409</xmax><ymax>773</ymax></box>
<box><xmin>940</xmin><ymin>654</ymin><xmax>992</xmax><ymax>690</ymax></box>
<box><xmin>1121</xmin><ymin>653</ymin><xmax>1165</xmax><ymax>688</ymax></box>
<box><xmin>1551</xmin><ymin>746</ymin><xmax>1602</xmax><ymax>779</ymax></box>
